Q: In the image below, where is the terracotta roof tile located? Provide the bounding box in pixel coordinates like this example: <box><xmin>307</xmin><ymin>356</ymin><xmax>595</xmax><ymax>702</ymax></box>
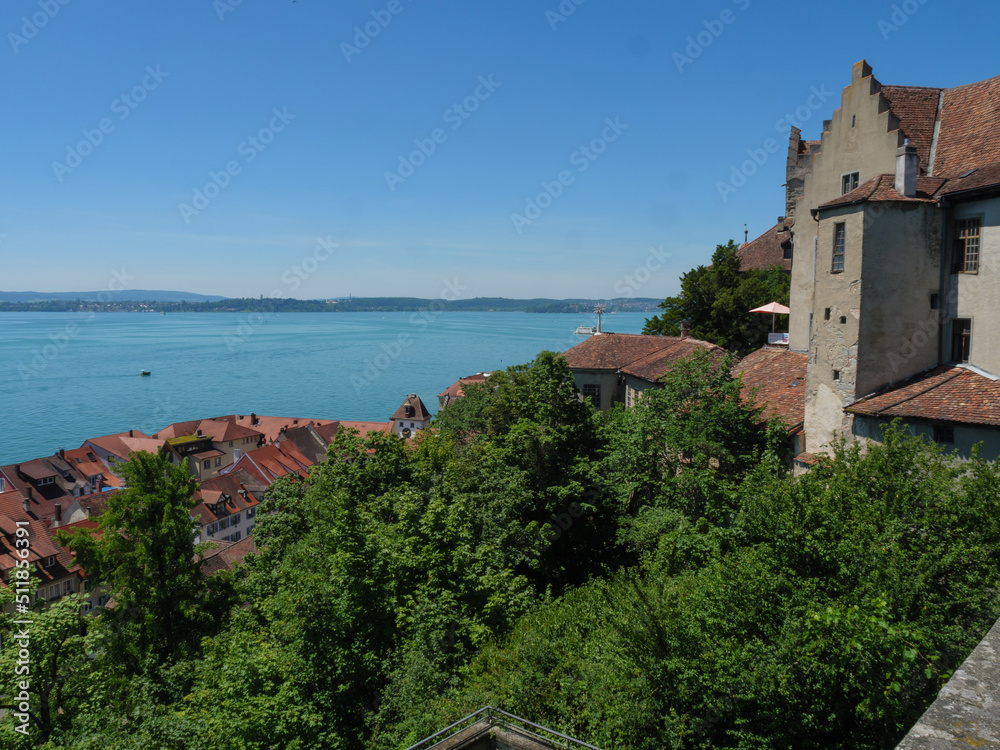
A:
<box><xmin>390</xmin><ymin>394</ymin><xmax>432</xmax><ymax>422</ymax></box>
<box><xmin>846</xmin><ymin>365</ymin><xmax>1000</xmax><ymax>427</ymax></box>
<box><xmin>880</xmin><ymin>85</ymin><xmax>942</xmax><ymax>171</ymax></box>
<box><xmin>733</xmin><ymin>347</ymin><xmax>808</xmax><ymax>430</ymax></box>
<box><xmin>214</xmin><ymin>414</ymin><xmax>339</xmax><ymax>444</ymax></box>
<box><xmin>563</xmin><ymin>333</ymin><xmax>723</xmax><ymax>377</ymax></box>
<box><xmin>934</xmin><ymin>73</ymin><xmax>1000</xmax><ymax>177</ymax></box>
<box><xmin>818</xmin><ymin>174</ymin><xmax>945</xmax><ymax>210</ymax></box>
<box><xmin>737</xmin><ymin>219</ymin><xmax>793</xmax><ymax>272</ymax></box>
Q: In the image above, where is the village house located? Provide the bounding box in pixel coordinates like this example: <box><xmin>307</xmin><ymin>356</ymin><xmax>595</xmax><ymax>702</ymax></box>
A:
<box><xmin>561</xmin><ymin>331</ymin><xmax>725</xmax><ymax>410</ymax></box>
<box><xmin>390</xmin><ymin>394</ymin><xmax>432</xmax><ymax>438</ymax></box>
<box><xmin>0</xmin><ymin>489</ymin><xmax>85</xmax><ymax>614</ymax></box>
<box><xmin>438</xmin><ymin>372</ymin><xmax>491</xmax><ymax>410</ymax></box>
<box><xmin>153</xmin><ymin>418</ymin><xmax>264</xmax><ymax>479</ymax></box>
<box><xmin>778</xmin><ymin>60</ymin><xmax>1000</xmax><ymax>462</ymax></box>
<box><xmin>192</xmin><ymin>469</ymin><xmax>265</xmax><ymax>545</ymax></box>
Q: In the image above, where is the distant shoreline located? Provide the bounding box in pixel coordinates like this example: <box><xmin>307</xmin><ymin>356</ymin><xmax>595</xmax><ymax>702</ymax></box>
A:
<box><xmin>0</xmin><ymin>297</ymin><xmax>662</xmax><ymax>314</ymax></box>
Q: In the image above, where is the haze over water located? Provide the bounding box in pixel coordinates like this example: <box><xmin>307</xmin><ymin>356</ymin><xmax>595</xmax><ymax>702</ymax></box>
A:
<box><xmin>1</xmin><ymin>311</ymin><xmax>648</xmax><ymax>466</ymax></box>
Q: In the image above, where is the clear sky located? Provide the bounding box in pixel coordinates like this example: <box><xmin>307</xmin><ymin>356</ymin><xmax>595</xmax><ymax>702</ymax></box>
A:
<box><xmin>2</xmin><ymin>0</ymin><xmax>998</xmax><ymax>301</ymax></box>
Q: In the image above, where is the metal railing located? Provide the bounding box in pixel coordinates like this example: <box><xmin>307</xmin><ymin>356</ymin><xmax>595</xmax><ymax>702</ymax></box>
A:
<box><xmin>403</xmin><ymin>706</ymin><xmax>600</xmax><ymax>750</ymax></box>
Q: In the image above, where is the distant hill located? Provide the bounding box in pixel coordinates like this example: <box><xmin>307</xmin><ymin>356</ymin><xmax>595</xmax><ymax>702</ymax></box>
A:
<box><xmin>0</xmin><ymin>295</ymin><xmax>664</xmax><ymax>313</ymax></box>
<box><xmin>0</xmin><ymin>290</ymin><xmax>226</xmax><ymax>303</ymax></box>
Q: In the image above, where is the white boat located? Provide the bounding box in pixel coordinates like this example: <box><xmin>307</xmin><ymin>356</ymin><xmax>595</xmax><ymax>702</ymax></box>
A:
<box><xmin>574</xmin><ymin>325</ymin><xmax>597</xmax><ymax>335</ymax></box>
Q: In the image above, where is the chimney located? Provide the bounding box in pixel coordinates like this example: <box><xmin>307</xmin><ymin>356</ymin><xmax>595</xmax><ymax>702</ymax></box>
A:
<box><xmin>27</xmin><ymin>487</ymin><xmax>33</xmax><ymax>501</ymax></box>
<box><xmin>197</xmin><ymin>428</ymin><xmax>202</xmax><ymax>436</ymax></box>
<box><xmin>59</xmin><ymin>448</ymin><xmax>65</xmax><ymax>460</ymax></box>
<box><xmin>896</xmin><ymin>139</ymin><xmax>918</xmax><ymax>198</ymax></box>
<box><xmin>14</xmin><ymin>464</ymin><xmax>21</xmax><ymax>477</ymax></box>
<box><xmin>86</xmin><ymin>505</ymin><xmax>91</xmax><ymax>516</ymax></box>
<box><xmin>680</xmin><ymin>320</ymin><xmax>690</xmax><ymax>339</ymax></box>
<box><xmin>129</xmin><ymin>429</ymin><xmax>134</xmax><ymax>438</ymax></box>
<box><xmin>22</xmin><ymin>497</ymin><xmax>30</xmax><ymax>514</ymax></box>
<box><xmin>250</xmin><ymin>412</ymin><xmax>257</xmax><ymax>425</ymax></box>
<box><xmin>54</xmin><ymin>502</ymin><xmax>62</xmax><ymax>523</ymax></box>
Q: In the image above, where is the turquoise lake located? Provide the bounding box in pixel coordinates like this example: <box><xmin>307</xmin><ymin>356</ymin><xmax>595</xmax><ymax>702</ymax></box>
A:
<box><xmin>0</xmin><ymin>311</ymin><xmax>650</xmax><ymax>466</ymax></box>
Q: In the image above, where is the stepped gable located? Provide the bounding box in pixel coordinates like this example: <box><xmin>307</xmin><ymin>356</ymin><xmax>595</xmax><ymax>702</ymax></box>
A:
<box><xmin>846</xmin><ymin>365</ymin><xmax>1000</xmax><ymax>427</ymax></box>
<box><xmin>733</xmin><ymin>347</ymin><xmax>808</xmax><ymax>431</ymax></box>
<box><xmin>934</xmin><ymin>73</ymin><xmax>1000</xmax><ymax>177</ymax></box>
<box><xmin>737</xmin><ymin>219</ymin><xmax>793</xmax><ymax>272</ymax></box>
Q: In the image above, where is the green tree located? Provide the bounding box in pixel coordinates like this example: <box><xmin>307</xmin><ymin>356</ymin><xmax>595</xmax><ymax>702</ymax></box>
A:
<box><xmin>643</xmin><ymin>240</ymin><xmax>790</xmax><ymax>354</ymax></box>
<box><xmin>57</xmin><ymin>449</ymin><xmax>222</xmax><ymax>678</ymax></box>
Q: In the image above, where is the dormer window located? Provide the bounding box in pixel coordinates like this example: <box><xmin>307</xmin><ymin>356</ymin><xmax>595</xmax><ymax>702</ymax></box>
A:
<box><xmin>38</xmin><ymin>476</ymin><xmax>54</xmax><ymax>486</ymax></box>
<box><xmin>44</xmin><ymin>555</ymin><xmax>56</xmax><ymax>568</ymax></box>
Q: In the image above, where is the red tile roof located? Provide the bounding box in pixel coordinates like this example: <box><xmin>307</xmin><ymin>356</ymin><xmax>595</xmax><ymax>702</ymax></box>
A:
<box><xmin>846</xmin><ymin>365</ymin><xmax>1000</xmax><ymax>427</ymax></box>
<box><xmin>85</xmin><ymin>430</ymin><xmax>153</xmax><ymax>459</ymax></box>
<box><xmin>214</xmin><ymin>414</ymin><xmax>339</xmax><ymax>444</ymax></box>
<box><xmin>335</xmin><ymin>421</ymin><xmax>391</xmax><ymax>439</ymax></box>
<box><xmin>199</xmin><ymin>536</ymin><xmax>256</xmax><ymax>576</ymax></box>
<box><xmin>439</xmin><ymin>373</ymin><xmax>490</xmax><ymax>401</ymax></box>
<box><xmin>390</xmin><ymin>394</ymin><xmax>432</xmax><ymax>422</ymax></box>
<box><xmin>934</xmin><ymin>73</ymin><xmax>1000</xmax><ymax>177</ymax></box>
<box><xmin>818</xmin><ymin>174</ymin><xmax>946</xmax><ymax>210</ymax></box>
<box><xmin>880</xmin><ymin>84</ymin><xmax>942</xmax><ymax>171</ymax></box>
<box><xmin>737</xmin><ymin>219</ymin><xmax>793</xmax><ymax>272</ymax></box>
<box><xmin>733</xmin><ymin>347</ymin><xmax>808</xmax><ymax>430</ymax></box>
<box><xmin>563</xmin><ymin>333</ymin><xmax>724</xmax><ymax>382</ymax></box>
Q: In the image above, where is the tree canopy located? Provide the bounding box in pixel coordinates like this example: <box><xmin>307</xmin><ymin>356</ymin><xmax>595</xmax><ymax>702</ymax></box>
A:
<box><xmin>642</xmin><ymin>239</ymin><xmax>791</xmax><ymax>354</ymax></box>
<box><xmin>2</xmin><ymin>352</ymin><xmax>997</xmax><ymax>750</ymax></box>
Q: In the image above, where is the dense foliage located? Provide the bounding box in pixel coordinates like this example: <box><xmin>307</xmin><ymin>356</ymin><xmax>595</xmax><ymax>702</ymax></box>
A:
<box><xmin>1</xmin><ymin>351</ymin><xmax>997</xmax><ymax>749</ymax></box>
<box><xmin>643</xmin><ymin>240</ymin><xmax>791</xmax><ymax>355</ymax></box>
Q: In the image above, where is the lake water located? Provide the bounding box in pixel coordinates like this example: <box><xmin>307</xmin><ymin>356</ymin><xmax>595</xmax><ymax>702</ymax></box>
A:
<box><xmin>0</xmin><ymin>311</ymin><xmax>650</xmax><ymax>465</ymax></box>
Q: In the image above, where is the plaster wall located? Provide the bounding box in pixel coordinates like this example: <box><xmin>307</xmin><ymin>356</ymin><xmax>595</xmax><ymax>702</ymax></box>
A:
<box><xmin>942</xmin><ymin>195</ymin><xmax>1000</xmax><ymax>372</ymax></box>
<box><xmin>790</xmin><ymin>61</ymin><xmax>907</xmax><ymax>352</ymax></box>
<box><xmin>856</xmin><ymin>202</ymin><xmax>941</xmax><ymax>396</ymax></box>
<box><xmin>803</xmin><ymin>206</ymin><xmax>864</xmax><ymax>452</ymax></box>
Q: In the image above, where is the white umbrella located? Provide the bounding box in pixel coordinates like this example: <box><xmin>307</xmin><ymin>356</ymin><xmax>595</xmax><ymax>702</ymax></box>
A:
<box><xmin>749</xmin><ymin>302</ymin><xmax>791</xmax><ymax>331</ymax></box>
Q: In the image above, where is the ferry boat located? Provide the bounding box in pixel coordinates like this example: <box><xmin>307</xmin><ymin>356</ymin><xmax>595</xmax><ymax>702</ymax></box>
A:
<box><xmin>574</xmin><ymin>325</ymin><xmax>597</xmax><ymax>335</ymax></box>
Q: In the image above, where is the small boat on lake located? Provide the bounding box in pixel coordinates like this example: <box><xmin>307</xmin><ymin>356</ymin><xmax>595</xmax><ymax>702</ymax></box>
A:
<box><xmin>140</xmin><ymin>370</ymin><xmax>151</xmax><ymax>376</ymax></box>
<box><xmin>574</xmin><ymin>325</ymin><xmax>597</xmax><ymax>335</ymax></box>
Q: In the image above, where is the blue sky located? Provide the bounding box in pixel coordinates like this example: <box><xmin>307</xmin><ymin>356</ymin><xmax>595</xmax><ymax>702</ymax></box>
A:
<box><xmin>2</xmin><ymin>0</ymin><xmax>998</xmax><ymax>301</ymax></box>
